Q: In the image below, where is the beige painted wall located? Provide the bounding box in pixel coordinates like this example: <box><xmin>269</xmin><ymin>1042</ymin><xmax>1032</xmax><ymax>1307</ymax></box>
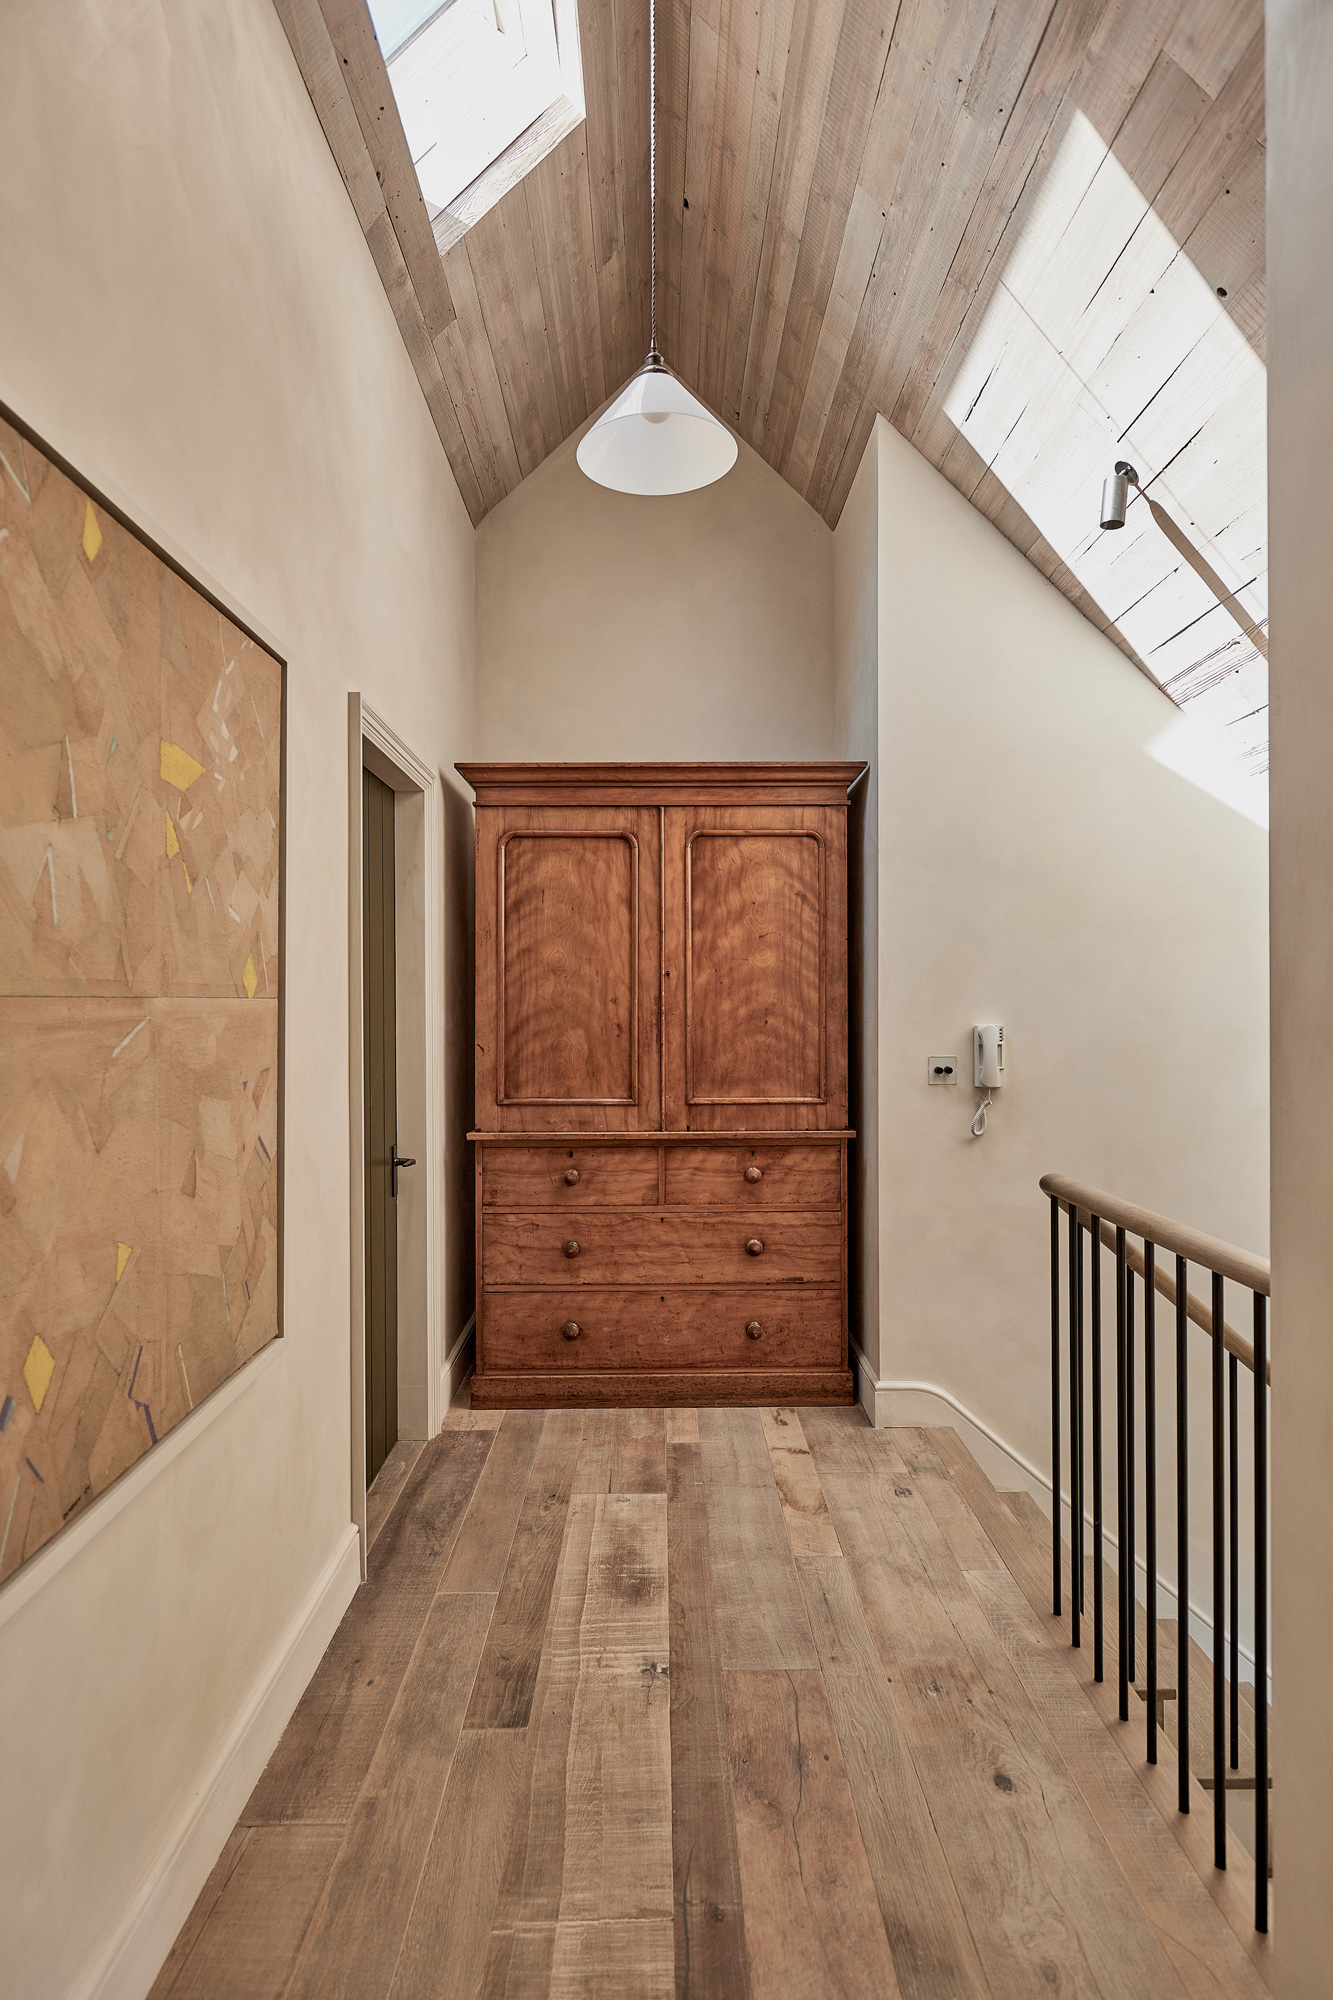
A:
<box><xmin>832</xmin><ymin>440</ymin><xmax>881</xmax><ymax>1394</ymax></box>
<box><xmin>847</xmin><ymin>421</ymin><xmax>1269</xmax><ymax>1504</ymax></box>
<box><xmin>0</xmin><ymin>3</ymin><xmax>475</xmax><ymax>1994</ymax></box>
<box><xmin>1268</xmin><ymin>2</ymin><xmax>1333</xmax><ymax>1988</ymax></box>
<box><xmin>475</xmin><ymin>419</ymin><xmax>833</xmax><ymax>758</ymax></box>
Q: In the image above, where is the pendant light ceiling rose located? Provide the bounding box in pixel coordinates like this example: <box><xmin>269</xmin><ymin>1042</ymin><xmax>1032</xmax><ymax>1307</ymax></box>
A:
<box><xmin>575</xmin><ymin>0</ymin><xmax>737</xmax><ymax>495</ymax></box>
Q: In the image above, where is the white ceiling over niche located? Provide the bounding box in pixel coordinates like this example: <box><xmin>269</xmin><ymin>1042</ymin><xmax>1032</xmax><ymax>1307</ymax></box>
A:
<box><xmin>279</xmin><ymin>0</ymin><xmax>1266</xmax><ymax>806</ymax></box>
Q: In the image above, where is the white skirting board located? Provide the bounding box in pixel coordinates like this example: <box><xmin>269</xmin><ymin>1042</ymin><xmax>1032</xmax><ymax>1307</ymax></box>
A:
<box><xmin>851</xmin><ymin>1345</ymin><xmax>1258</xmax><ymax>1684</ymax></box>
<box><xmin>80</xmin><ymin>1523</ymin><xmax>361</xmax><ymax>2000</ymax></box>
<box><xmin>442</xmin><ymin>1312</ymin><xmax>477</xmax><ymax>1410</ymax></box>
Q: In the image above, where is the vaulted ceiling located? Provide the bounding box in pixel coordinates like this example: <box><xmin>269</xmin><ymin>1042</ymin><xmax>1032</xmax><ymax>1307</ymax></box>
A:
<box><xmin>277</xmin><ymin>0</ymin><xmax>1268</xmax><ymax>794</ymax></box>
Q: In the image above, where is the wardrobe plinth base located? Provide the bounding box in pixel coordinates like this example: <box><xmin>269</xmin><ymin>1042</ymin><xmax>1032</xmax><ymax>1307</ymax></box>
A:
<box><xmin>469</xmin><ymin>1369</ymin><xmax>856</xmax><ymax>1410</ymax></box>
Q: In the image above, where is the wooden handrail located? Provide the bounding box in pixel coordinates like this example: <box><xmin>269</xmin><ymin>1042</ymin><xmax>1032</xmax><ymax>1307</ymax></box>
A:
<box><xmin>1040</xmin><ymin>1175</ymin><xmax>1270</xmax><ymax>1382</ymax></box>
<box><xmin>1039</xmin><ymin>1174</ymin><xmax>1270</xmax><ymax>1296</ymax></box>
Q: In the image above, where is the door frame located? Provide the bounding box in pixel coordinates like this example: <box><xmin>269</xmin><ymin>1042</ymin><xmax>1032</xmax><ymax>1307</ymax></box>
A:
<box><xmin>347</xmin><ymin>695</ymin><xmax>443</xmax><ymax>1573</ymax></box>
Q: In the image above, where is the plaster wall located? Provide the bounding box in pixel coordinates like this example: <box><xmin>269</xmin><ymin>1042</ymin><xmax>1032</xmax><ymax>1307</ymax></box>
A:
<box><xmin>1268</xmin><ymin>1</ymin><xmax>1333</xmax><ymax>1987</ymax></box>
<box><xmin>832</xmin><ymin>439</ymin><xmax>881</xmax><ymax>1400</ymax></box>
<box><xmin>843</xmin><ymin>420</ymin><xmax>1269</xmax><ymax>1516</ymax></box>
<box><xmin>475</xmin><ymin>419</ymin><xmax>834</xmax><ymax>759</ymax></box>
<box><xmin>0</xmin><ymin>3</ymin><xmax>476</xmax><ymax>1993</ymax></box>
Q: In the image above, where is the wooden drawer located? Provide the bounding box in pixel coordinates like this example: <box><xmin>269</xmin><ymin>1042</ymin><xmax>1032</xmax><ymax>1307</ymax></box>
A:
<box><xmin>664</xmin><ymin>1143</ymin><xmax>839</xmax><ymax>1208</ymax></box>
<box><xmin>482</xmin><ymin>1210</ymin><xmax>841</xmax><ymax>1287</ymax></box>
<box><xmin>481</xmin><ymin>1145</ymin><xmax>658</xmax><ymax>1207</ymax></box>
<box><xmin>482</xmin><ymin>1289</ymin><xmax>843</xmax><ymax>1371</ymax></box>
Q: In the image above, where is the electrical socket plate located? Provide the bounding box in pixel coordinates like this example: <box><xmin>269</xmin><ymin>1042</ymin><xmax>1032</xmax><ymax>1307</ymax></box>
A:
<box><xmin>927</xmin><ymin>1055</ymin><xmax>960</xmax><ymax>1085</ymax></box>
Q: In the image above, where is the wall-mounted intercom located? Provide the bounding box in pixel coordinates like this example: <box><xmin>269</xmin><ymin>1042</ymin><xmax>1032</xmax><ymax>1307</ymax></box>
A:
<box><xmin>974</xmin><ymin>1024</ymin><xmax>1005</xmax><ymax>1090</ymax></box>
<box><xmin>971</xmin><ymin>1025</ymin><xmax>1005</xmax><ymax>1136</ymax></box>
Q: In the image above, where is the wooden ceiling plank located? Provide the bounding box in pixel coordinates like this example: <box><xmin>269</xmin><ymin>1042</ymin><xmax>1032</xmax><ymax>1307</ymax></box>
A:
<box><xmin>795</xmin><ymin>0</ymin><xmax>992</xmax><ymax>510</ymax></box>
<box><xmin>779</xmin><ymin>0</ymin><xmax>999</xmax><ymax>497</ymax></box>
<box><xmin>717</xmin><ymin>0</ymin><xmax>799</xmax><ymax>429</ymax></box>
<box><xmin>523</xmin><ymin>133</ymin><xmax>609</xmax><ymax>435</ymax></box>
<box><xmin>439</xmin><ymin>242</ymin><xmax>526</xmax><ymax>496</ymax></box>
<box><xmin>879</xmin><ymin>0</ymin><xmax>1176</xmax><ymax>460</ymax></box>
<box><xmin>809</xmin><ymin>0</ymin><xmax>1051</xmax><ymax>519</ymax></box>
<box><xmin>363</xmin><ymin>211</ymin><xmax>490</xmax><ymax>518</ymax></box>
<box><xmin>817</xmin><ymin>0</ymin><xmax>1174</xmax><ymax>524</ymax></box>
<box><xmin>1150</xmin><ymin>25</ymin><xmax>1263</xmax><ymax>247</ymax></box>
<box><xmin>1163</xmin><ymin>0</ymin><xmax>1260</xmax><ymax>99</ymax></box>
<box><xmin>273</xmin><ymin>0</ymin><xmax>486</xmax><ymax>519</ymax></box>
<box><xmin>696</xmin><ymin>0</ymin><xmax>765</xmax><ymax>413</ymax></box>
<box><xmin>763</xmin><ymin>0</ymin><xmax>897</xmax><ymax>477</ymax></box>
<box><xmin>783</xmin><ymin>185</ymin><xmax>884</xmax><ymax>493</ymax></box>
<box><xmin>655</xmin><ymin>0</ymin><xmax>694</xmax><ymax>363</ymax></box>
<box><xmin>1107</xmin><ymin>50</ymin><xmax>1211</xmax><ymax>200</ymax></box>
<box><xmin>436</xmin><ymin>319</ymin><xmax>516</xmax><ymax>512</ymax></box>
<box><xmin>1050</xmin><ymin>34</ymin><xmax>1263</xmax><ymax>393</ymax></box>
<box><xmin>317</xmin><ymin>0</ymin><xmax>457</xmax><ymax>338</ymax></box>
<box><xmin>1176</xmin><ymin>139</ymin><xmax>1265</xmax><ymax>357</ymax></box>
<box><xmin>580</xmin><ymin>0</ymin><xmax>633</xmax><ymax>384</ymax></box>
<box><xmin>677</xmin><ymin>0</ymin><xmax>722</xmax><ymax>387</ymax></box>
<box><xmin>273</xmin><ymin>0</ymin><xmax>385</xmax><ymax>231</ymax></box>
<box><xmin>465</xmin><ymin>203</ymin><xmax>563</xmax><ymax>476</ymax></box>
<box><xmin>737</xmin><ymin>0</ymin><xmax>848</xmax><ymax>447</ymax></box>
<box><xmin>612</xmin><ymin>0</ymin><xmax>654</xmax><ymax>362</ymax></box>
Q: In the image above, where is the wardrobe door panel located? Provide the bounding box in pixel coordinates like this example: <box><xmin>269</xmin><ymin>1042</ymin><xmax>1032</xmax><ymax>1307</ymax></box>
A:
<box><xmin>475</xmin><ymin>807</ymin><xmax>661</xmax><ymax>1130</ymax></box>
<box><xmin>663</xmin><ymin>807</ymin><xmax>847</xmax><ymax>1129</ymax></box>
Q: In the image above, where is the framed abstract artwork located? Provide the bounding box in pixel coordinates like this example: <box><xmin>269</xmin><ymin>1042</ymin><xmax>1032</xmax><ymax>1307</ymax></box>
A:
<box><xmin>0</xmin><ymin>406</ymin><xmax>284</xmax><ymax>1587</ymax></box>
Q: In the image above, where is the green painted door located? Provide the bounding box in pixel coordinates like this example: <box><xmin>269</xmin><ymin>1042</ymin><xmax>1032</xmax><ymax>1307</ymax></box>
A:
<box><xmin>363</xmin><ymin>767</ymin><xmax>398</xmax><ymax>1485</ymax></box>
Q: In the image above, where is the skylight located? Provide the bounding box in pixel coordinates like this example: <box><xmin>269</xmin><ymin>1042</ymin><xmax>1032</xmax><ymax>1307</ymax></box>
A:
<box><xmin>369</xmin><ymin>0</ymin><xmax>582</xmax><ymax>226</ymax></box>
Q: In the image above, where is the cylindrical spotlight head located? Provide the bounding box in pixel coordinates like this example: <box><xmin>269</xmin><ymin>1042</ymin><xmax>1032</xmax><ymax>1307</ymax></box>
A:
<box><xmin>1100</xmin><ymin>468</ymin><xmax>1130</xmax><ymax>529</ymax></box>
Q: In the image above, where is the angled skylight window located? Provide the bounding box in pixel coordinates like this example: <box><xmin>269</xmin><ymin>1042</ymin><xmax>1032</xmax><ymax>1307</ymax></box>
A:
<box><xmin>369</xmin><ymin>0</ymin><xmax>584</xmax><ymax>245</ymax></box>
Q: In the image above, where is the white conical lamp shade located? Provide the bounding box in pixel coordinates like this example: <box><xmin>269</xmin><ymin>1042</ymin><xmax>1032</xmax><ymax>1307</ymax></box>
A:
<box><xmin>576</xmin><ymin>359</ymin><xmax>738</xmax><ymax>495</ymax></box>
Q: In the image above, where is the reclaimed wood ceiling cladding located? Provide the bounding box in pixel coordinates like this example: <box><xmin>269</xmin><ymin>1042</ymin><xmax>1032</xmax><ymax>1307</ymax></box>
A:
<box><xmin>277</xmin><ymin>0</ymin><xmax>1265</xmax><ymax>757</ymax></box>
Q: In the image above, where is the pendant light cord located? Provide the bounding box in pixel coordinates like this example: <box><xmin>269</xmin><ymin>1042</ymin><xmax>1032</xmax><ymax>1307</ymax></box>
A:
<box><xmin>649</xmin><ymin>0</ymin><xmax>658</xmax><ymax>358</ymax></box>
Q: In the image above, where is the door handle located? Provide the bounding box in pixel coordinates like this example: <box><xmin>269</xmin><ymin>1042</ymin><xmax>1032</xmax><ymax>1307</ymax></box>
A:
<box><xmin>391</xmin><ymin>1143</ymin><xmax>416</xmax><ymax>1198</ymax></box>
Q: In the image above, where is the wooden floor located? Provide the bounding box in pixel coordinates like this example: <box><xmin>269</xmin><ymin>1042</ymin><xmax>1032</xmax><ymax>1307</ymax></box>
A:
<box><xmin>150</xmin><ymin>1407</ymin><xmax>1272</xmax><ymax>2000</ymax></box>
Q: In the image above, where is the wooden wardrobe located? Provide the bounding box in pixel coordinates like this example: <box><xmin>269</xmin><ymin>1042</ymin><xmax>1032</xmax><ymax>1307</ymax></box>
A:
<box><xmin>458</xmin><ymin>762</ymin><xmax>864</xmax><ymax>1408</ymax></box>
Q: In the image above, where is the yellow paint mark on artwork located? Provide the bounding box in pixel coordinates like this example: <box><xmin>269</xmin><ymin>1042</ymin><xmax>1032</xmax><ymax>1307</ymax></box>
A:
<box><xmin>82</xmin><ymin>499</ymin><xmax>103</xmax><ymax>563</ymax></box>
<box><xmin>160</xmin><ymin>741</ymin><xmax>206</xmax><ymax>792</ymax></box>
<box><xmin>23</xmin><ymin>1335</ymin><xmax>55</xmax><ymax>1414</ymax></box>
<box><xmin>116</xmin><ymin>1242</ymin><xmax>132</xmax><ymax>1283</ymax></box>
<box><xmin>183</xmin><ymin>863</ymin><xmax>193</xmax><ymax>894</ymax></box>
<box><xmin>165</xmin><ymin>812</ymin><xmax>180</xmax><ymax>860</ymax></box>
<box><xmin>243</xmin><ymin>953</ymin><xmax>258</xmax><ymax>1000</ymax></box>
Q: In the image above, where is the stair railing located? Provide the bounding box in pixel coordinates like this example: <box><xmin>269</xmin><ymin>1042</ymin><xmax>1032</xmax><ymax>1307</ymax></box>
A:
<box><xmin>1039</xmin><ymin>1172</ymin><xmax>1270</xmax><ymax>1930</ymax></box>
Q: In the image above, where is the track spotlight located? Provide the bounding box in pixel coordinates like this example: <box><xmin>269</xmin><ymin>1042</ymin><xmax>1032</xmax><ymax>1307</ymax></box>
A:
<box><xmin>1100</xmin><ymin>461</ymin><xmax>1138</xmax><ymax>530</ymax></box>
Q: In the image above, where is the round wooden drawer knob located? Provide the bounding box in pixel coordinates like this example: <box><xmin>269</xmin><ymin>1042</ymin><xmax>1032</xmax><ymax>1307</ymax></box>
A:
<box><xmin>564</xmin><ymin>1167</ymin><xmax>580</xmax><ymax>1185</ymax></box>
<box><xmin>563</xmin><ymin>1239</ymin><xmax>580</xmax><ymax>1258</ymax></box>
<box><xmin>562</xmin><ymin>1321</ymin><xmax>581</xmax><ymax>1340</ymax></box>
<box><xmin>744</xmin><ymin>1165</ymin><xmax>763</xmax><ymax>1183</ymax></box>
<box><xmin>745</xmin><ymin>1238</ymin><xmax>764</xmax><ymax>1257</ymax></box>
<box><xmin>745</xmin><ymin>1320</ymin><xmax>763</xmax><ymax>1340</ymax></box>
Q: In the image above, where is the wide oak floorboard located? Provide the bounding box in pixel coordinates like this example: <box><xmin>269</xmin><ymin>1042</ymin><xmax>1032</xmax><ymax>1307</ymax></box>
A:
<box><xmin>154</xmin><ymin>1411</ymin><xmax>1271</xmax><ymax>2000</ymax></box>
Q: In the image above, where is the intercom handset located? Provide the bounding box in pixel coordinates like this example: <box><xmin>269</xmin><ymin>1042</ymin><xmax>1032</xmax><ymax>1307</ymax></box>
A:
<box><xmin>974</xmin><ymin>1024</ymin><xmax>1005</xmax><ymax>1089</ymax></box>
<box><xmin>971</xmin><ymin>1025</ymin><xmax>1004</xmax><ymax>1136</ymax></box>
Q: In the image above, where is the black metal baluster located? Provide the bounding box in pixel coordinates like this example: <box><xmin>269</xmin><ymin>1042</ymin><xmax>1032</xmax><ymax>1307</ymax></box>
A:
<box><xmin>1068</xmin><ymin>1201</ymin><xmax>1080</xmax><ymax>1647</ymax></box>
<box><xmin>1229</xmin><ymin>1348</ymin><xmax>1240</xmax><ymax>1771</ymax></box>
<box><xmin>1212</xmin><ymin>1270</ymin><xmax>1227</xmax><ymax>1869</ymax></box>
<box><xmin>1051</xmin><ymin>1196</ymin><xmax>1061</xmax><ymax>1618</ymax></box>
<box><xmin>1116</xmin><ymin>1226</ymin><xmax>1129</xmax><ymax>1720</ymax></box>
<box><xmin>1253</xmin><ymin>1292</ymin><xmax>1268</xmax><ymax>1931</ymax></box>
<box><xmin>1127</xmin><ymin>1263</ymin><xmax>1136</xmax><ymax>1676</ymax></box>
<box><xmin>1077</xmin><ymin>1215</ymin><xmax>1086</xmax><ymax>1619</ymax></box>
<box><xmin>1145</xmin><ymin>1243</ymin><xmax>1158</xmax><ymax>1764</ymax></box>
<box><xmin>1176</xmin><ymin>1256</ymin><xmax>1190</xmax><ymax>1815</ymax></box>
<box><xmin>1092</xmin><ymin>1217</ymin><xmax>1104</xmax><ymax>1683</ymax></box>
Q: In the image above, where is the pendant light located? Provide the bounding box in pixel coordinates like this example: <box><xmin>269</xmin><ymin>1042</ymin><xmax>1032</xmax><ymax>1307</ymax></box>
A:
<box><xmin>576</xmin><ymin>0</ymin><xmax>738</xmax><ymax>494</ymax></box>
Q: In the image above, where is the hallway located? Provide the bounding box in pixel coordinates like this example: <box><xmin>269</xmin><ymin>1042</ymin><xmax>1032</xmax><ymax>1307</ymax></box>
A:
<box><xmin>149</xmin><ymin>1406</ymin><xmax>1269</xmax><ymax>1999</ymax></box>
